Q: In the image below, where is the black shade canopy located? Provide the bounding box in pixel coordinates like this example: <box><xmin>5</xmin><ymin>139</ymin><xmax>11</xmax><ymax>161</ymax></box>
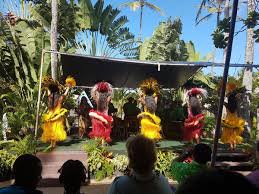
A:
<box><xmin>61</xmin><ymin>54</ymin><xmax>206</xmax><ymax>88</ymax></box>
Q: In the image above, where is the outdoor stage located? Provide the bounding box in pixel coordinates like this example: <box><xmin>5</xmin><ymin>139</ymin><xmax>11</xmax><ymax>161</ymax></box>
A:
<box><xmin>35</xmin><ymin>134</ymin><xmax>253</xmax><ymax>187</ymax></box>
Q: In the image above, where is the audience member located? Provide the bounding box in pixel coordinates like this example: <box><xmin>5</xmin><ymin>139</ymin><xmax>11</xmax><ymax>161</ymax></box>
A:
<box><xmin>170</xmin><ymin>143</ymin><xmax>212</xmax><ymax>183</ymax></box>
<box><xmin>59</xmin><ymin>160</ymin><xmax>88</xmax><ymax>194</ymax></box>
<box><xmin>246</xmin><ymin>170</ymin><xmax>259</xmax><ymax>189</ymax></box>
<box><xmin>0</xmin><ymin>154</ymin><xmax>42</xmax><ymax>194</ymax></box>
<box><xmin>176</xmin><ymin>169</ymin><xmax>258</xmax><ymax>194</ymax></box>
<box><xmin>107</xmin><ymin>135</ymin><xmax>172</xmax><ymax>194</ymax></box>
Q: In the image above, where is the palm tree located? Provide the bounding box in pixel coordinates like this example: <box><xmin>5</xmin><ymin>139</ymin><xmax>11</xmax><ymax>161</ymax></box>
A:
<box><xmin>51</xmin><ymin>0</ymin><xmax>58</xmax><ymax>80</ymax></box>
<box><xmin>241</xmin><ymin>0</ymin><xmax>255</xmax><ymax>138</ymax></box>
<box><xmin>120</xmin><ymin>0</ymin><xmax>163</xmax><ymax>42</ymax></box>
<box><xmin>76</xmin><ymin>0</ymin><xmax>138</xmax><ymax>58</ymax></box>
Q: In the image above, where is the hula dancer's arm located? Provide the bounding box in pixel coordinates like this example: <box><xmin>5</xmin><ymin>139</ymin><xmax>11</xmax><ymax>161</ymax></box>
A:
<box><xmin>89</xmin><ymin>112</ymin><xmax>108</xmax><ymax>124</ymax></box>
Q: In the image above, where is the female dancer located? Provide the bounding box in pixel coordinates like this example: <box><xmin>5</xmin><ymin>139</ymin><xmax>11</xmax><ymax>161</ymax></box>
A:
<box><xmin>221</xmin><ymin>85</ymin><xmax>245</xmax><ymax>150</ymax></box>
<box><xmin>137</xmin><ymin>78</ymin><xmax>162</xmax><ymax>140</ymax></box>
<box><xmin>89</xmin><ymin>82</ymin><xmax>113</xmax><ymax>144</ymax></box>
<box><xmin>183</xmin><ymin>88</ymin><xmax>207</xmax><ymax>143</ymax></box>
<box><xmin>41</xmin><ymin>76</ymin><xmax>76</xmax><ymax>149</ymax></box>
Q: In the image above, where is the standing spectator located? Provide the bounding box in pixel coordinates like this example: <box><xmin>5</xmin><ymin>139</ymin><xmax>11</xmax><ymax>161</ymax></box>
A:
<box><xmin>59</xmin><ymin>160</ymin><xmax>88</xmax><ymax>194</ymax></box>
<box><xmin>0</xmin><ymin>154</ymin><xmax>42</xmax><ymax>194</ymax></box>
<box><xmin>170</xmin><ymin>143</ymin><xmax>211</xmax><ymax>184</ymax></box>
<box><xmin>107</xmin><ymin>135</ymin><xmax>172</xmax><ymax>194</ymax></box>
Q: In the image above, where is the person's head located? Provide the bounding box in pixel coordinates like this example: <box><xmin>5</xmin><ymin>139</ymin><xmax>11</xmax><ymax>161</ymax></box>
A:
<box><xmin>189</xmin><ymin>96</ymin><xmax>202</xmax><ymax>116</ymax></box>
<box><xmin>128</xmin><ymin>97</ymin><xmax>134</xmax><ymax>103</ymax></box>
<box><xmin>144</xmin><ymin>96</ymin><xmax>157</xmax><ymax>114</ymax></box>
<box><xmin>192</xmin><ymin>143</ymin><xmax>212</xmax><ymax>165</ymax></box>
<box><xmin>126</xmin><ymin>135</ymin><xmax>156</xmax><ymax>174</ymax></box>
<box><xmin>59</xmin><ymin>160</ymin><xmax>87</xmax><ymax>194</ymax></box>
<box><xmin>176</xmin><ymin>169</ymin><xmax>258</xmax><ymax>194</ymax></box>
<box><xmin>13</xmin><ymin>154</ymin><xmax>42</xmax><ymax>189</ymax></box>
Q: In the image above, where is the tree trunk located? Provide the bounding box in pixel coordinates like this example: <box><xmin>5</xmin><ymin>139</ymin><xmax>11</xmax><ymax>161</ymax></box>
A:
<box><xmin>51</xmin><ymin>0</ymin><xmax>58</xmax><ymax>80</ymax></box>
<box><xmin>241</xmin><ymin>0</ymin><xmax>255</xmax><ymax>139</ymax></box>
<box><xmin>138</xmin><ymin>5</ymin><xmax>144</xmax><ymax>43</ymax></box>
<box><xmin>257</xmin><ymin>106</ymin><xmax>259</xmax><ymax>161</ymax></box>
<box><xmin>223</xmin><ymin>0</ymin><xmax>230</xmax><ymax>60</ymax></box>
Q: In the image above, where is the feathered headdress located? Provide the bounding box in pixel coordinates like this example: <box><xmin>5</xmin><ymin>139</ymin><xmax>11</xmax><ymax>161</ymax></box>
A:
<box><xmin>65</xmin><ymin>76</ymin><xmax>76</xmax><ymax>88</ymax></box>
<box><xmin>42</xmin><ymin>76</ymin><xmax>63</xmax><ymax>92</ymax></box>
<box><xmin>91</xmin><ymin>81</ymin><xmax>113</xmax><ymax>98</ymax></box>
<box><xmin>139</xmin><ymin>78</ymin><xmax>160</xmax><ymax>96</ymax></box>
<box><xmin>187</xmin><ymin>88</ymin><xmax>207</xmax><ymax>98</ymax></box>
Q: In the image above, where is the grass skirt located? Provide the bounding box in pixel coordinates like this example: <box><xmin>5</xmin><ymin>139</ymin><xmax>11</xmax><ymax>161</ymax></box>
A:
<box><xmin>41</xmin><ymin>108</ymin><xmax>68</xmax><ymax>142</ymax></box>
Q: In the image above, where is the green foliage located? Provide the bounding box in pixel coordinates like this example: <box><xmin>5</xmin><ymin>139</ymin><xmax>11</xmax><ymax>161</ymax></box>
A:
<box><xmin>111</xmin><ymin>154</ymin><xmax>129</xmax><ymax>172</ymax></box>
<box><xmin>186</xmin><ymin>41</ymin><xmax>214</xmax><ymax>62</ymax></box>
<box><xmin>8</xmin><ymin>135</ymin><xmax>37</xmax><ymax>155</ymax></box>
<box><xmin>155</xmin><ymin>150</ymin><xmax>177</xmax><ymax>177</ymax></box>
<box><xmin>139</xmin><ymin>18</ymin><xmax>189</xmax><ymax>61</ymax></box>
<box><xmin>0</xmin><ymin>150</ymin><xmax>17</xmax><ymax>181</ymax></box>
<box><xmin>203</xmin><ymin>116</ymin><xmax>216</xmax><ymax>138</ymax></box>
<box><xmin>211</xmin><ymin>17</ymin><xmax>230</xmax><ymax>49</ymax></box>
<box><xmin>83</xmin><ymin>139</ymin><xmax>114</xmax><ymax>181</ymax></box>
<box><xmin>76</xmin><ymin>0</ymin><xmax>138</xmax><ymax>58</ymax></box>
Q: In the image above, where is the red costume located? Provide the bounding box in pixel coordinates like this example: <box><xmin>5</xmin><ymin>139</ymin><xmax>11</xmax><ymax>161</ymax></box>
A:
<box><xmin>89</xmin><ymin>110</ymin><xmax>113</xmax><ymax>142</ymax></box>
<box><xmin>183</xmin><ymin>88</ymin><xmax>207</xmax><ymax>142</ymax></box>
<box><xmin>89</xmin><ymin>82</ymin><xmax>113</xmax><ymax>143</ymax></box>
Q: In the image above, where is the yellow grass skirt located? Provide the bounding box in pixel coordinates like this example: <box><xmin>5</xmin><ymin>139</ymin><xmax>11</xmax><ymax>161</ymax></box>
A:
<box><xmin>41</xmin><ymin>108</ymin><xmax>68</xmax><ymax>142</ymax></box>
<box><xmin>138</xmin><ymin>112</ymin><xmax>162</xmax><ymax>140</ymax></box>
<box><xmin>221</xmin><ymin>112</ymin><xmax>245</xmax><ymax>145</ymax></box>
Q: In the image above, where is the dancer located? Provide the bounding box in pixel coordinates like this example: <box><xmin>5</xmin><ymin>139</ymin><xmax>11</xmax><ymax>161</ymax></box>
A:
<box><xmin>221</xmin><ymin>85</ymin><xmax>245</xmax><ymax>150</ymax></box>
<box><xmin>137</xmin><ymin>78</ymin><xmax>162</xmax><ymax>140</ymax></box>
<box><xmin>41</xmin><ymin>76</ymin><xmax>76</xmax><ymax>149</ymax></box>
<box><xmin>89</xmin><ymin>82</ymin><xmax>113</xmax><ymax>144</ymax></box>
<box><xmin>183</xmin><ymin>88</ymin><xmax>207</xmax><ymax>143</ymax></box>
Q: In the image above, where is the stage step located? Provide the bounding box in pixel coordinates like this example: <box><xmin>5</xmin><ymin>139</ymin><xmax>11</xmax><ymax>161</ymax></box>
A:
<box><xmin>216</xmin><ymin>152</ymin><xmax>252</xmax><ymax>162</ymax></box>
<box><xmin>36</xmin><ymin>151</ymin><xmax>88</xmax><ymax>187</ymax></box>
<box><xmin>215</xmin><ymin>151</ymin><xmax>254</xmax><ymax>172</ymax></box>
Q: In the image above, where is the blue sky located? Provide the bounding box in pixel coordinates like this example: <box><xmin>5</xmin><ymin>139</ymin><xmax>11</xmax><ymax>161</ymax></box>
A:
<box><xmin>106</xmin><ymin>0</ymin><xmax>259</xmax><ymax>75</ymax></box>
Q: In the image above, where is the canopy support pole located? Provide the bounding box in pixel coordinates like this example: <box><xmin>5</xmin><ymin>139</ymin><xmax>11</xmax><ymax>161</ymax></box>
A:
<box><xmin>211</xmin><ymin>0</ymin><xmax>239</xmax><ymax>167</ymax></box>
<box><xmin>35</xmin><ymin>49</ymin><xmax>46</xmax><ymax>138</ymax></box>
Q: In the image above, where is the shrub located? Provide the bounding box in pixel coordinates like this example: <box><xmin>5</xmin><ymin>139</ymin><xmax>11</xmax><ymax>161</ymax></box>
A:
<box><xmin>155</xmin><ymin>150</ymin><xmax>177</xmax><ymax>177</ymax></box>
<box><xmin>0</xmin><ymin>150</ymin><xmax>17</xmax><ymax>181</ymax></box>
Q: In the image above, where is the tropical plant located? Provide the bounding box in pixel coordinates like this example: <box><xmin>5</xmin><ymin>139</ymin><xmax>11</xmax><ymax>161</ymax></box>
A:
<box><xmin>139</xmin><ymin>18</ymin><xmax>189</xmax><ymax>61</ymax></box>
<box><xmin>186</xmin><ymin>41</ymin><xmax>214</xmax><ymax>62</ymax></box>
<box><xmin>196</xmin><ymin>0</ymin><xmax>231</xmax><ymax>26</ymax></box>
<box><xmin>120</xmin><ymin>0</ymin><xmax>163</xmax><ymax>41</ymax></box>
<box><xmin>0</xmin><ymin>149</ymin><xmax>17</xmax><ymax>181</ymax></box>
<box><xmin>7</xmin><ymin>135</ymin><xmax>37</xmax><ymax>155</ymax></box>
<box><xmin>203</xmin><ymin>116</ymin><xmax>216</xmax><ymax>138</ymax></box>
<box><xmin>155</xmin><ymin>150</ymin><xmax>177</xmax><ymax>177</ymax></box>
<box><xmin>76</xmin><ymin>0</ymin><xmax>138</xmax><ymax>58</ymax></box>
<box><xmin>83</xmin><ymin>139</ymin><xmax>114</xmax><ymax>181</ymax></box>
<box><xmin>111</xmin><ymin>154</ymin><xmax>128</xmax><ymax>172</ymax></box>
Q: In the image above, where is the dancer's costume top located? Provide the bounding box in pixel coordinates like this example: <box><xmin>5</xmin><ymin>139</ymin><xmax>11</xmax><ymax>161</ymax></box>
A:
<box><xmin>221</xmin><ymin>83</ymin><xmax>245</xmax><ymax>145</ymax></box>
<box><xmin>89</xmin><ymin>82</ymin><xmax>113</xmax><ymax>142</ymax></box>
<box><xmin>183</xmin><ymin>88</ymin><xmax>207</xmax><ymax>141</ymax></box>
<box><xmin>41</xmin><ymin>76</ymin><xmax>76</xmax><ymax>143</ymax></box>
<box><xmin>138</xmin><ymin>78</ymin><xmax>161</xmax><ymax>140</ymax></box>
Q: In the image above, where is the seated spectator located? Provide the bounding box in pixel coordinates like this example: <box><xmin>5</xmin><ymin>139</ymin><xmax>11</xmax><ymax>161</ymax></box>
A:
<box><xmin>59</xmin><ymin>160</ymin><xmax>88</xmax><ymax>194</ymax></box>
<box><xmin>176</xmin><ymin>169</ymin><xmax>258</xmax><ymax>194</ymax></box>
<box><xmin>107</xmin><ymin>135</ymin><xmax>172</xmax><ymax>194</ymax></box>
<box><xmin>246</xmin><ymin>170</ymin><xmax>259</xmax><ymax>189</ymax></box>
<box><xmin>170</xmin><ymin>143</ymin><xmax>211</xmax><ymax>184</ymax></box>
<box><xmin>0</xmin><ymin>154</ymin><xmax>42</xmax><ymax>194</ymax></box>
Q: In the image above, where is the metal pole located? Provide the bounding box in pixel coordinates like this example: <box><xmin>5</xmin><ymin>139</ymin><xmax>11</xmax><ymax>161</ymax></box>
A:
<box><xmin>35</xmin><ymin>49</ymin><xmax>46</xmax><ymax>138</ymax></box>
<box><xmin>211</xmin><ymin>0</ymin><xmax>239</xmax><ymax>167</ymax></box>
